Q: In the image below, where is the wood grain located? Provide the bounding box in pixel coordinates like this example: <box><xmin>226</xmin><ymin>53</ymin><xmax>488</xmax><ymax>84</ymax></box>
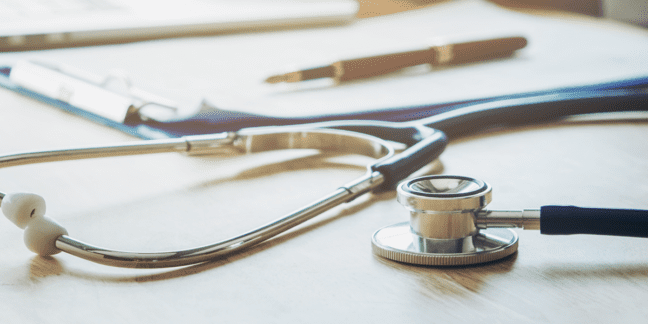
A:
<box><xmin>2</xmin><ymin>82</ymin><xmax>647</xmax><ymax>324</ymax></box>
<box><xmin>0</xmin><ymin>2</ymin><xmax>647</xmax><ymax>323</ymax></box>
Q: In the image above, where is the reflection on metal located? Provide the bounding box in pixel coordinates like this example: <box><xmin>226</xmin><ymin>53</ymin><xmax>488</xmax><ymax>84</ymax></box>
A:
<box><xmin>373</xmin><ymin>175</ymin><xmax>534</xmax><ymax>266</ymax></box>
<box><xmin>0</xmin><ymin>128</ymin><xmax>394</xmax><ymax>268</ymax></box>
<box><xmin>372</xmin><ymin>222</ymin><xmax>518</xmax><ymax>266</ymax></box>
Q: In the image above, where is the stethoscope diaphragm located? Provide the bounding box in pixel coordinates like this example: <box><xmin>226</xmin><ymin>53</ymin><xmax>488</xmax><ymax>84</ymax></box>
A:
<box><xmin>372</xmin><ymin>175</ymin><xmax>519</xmax><ymax>266</ymax></box>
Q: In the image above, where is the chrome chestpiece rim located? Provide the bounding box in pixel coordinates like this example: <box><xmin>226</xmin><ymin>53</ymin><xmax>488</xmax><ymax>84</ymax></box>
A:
<box><xmin>403</xmin><ymin>176</ymin><xmax>488</xmax><ymax>198</ymax></box>
<box><xmin>372</xmin><ymin>175</ymin><xmax>518</xmax><ymax>266</ymax></box>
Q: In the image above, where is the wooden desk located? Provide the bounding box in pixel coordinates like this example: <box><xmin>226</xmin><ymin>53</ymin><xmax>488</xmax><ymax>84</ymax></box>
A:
<box><xmin>1</xmin><ymin>1</ymin><xmax>647</xmax><ymax>323</ymax></box>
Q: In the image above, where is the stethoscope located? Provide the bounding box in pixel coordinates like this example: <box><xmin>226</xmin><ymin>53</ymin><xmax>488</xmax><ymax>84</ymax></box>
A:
<box><xmin>1</xmin><ymin>89</ymin><xmax>648</xmax><ymax>268</ymax></box>
<box><xmin>373</xmin><ymin>175</ymin><xmax>648</xmax><ymax>266</ymax></box>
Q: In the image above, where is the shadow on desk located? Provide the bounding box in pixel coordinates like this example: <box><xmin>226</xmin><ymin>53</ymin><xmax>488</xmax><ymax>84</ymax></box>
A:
<box><xmin>24</xmin><ymin>153</ymin><xmax>443</xmax><ymax>283</ymax></box>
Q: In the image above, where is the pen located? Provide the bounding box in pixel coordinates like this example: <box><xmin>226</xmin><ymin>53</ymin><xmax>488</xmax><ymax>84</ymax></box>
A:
<box><xmin>265</xmin><ymin>36</ymin><xmax>527</xmax><ymax>83</ymax></box>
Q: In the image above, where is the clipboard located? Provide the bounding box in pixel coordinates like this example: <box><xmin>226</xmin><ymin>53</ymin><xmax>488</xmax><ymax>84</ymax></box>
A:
<box><xmin>0</xmin><ymin>0</ymin><xmax>359</xmax><ymax>52</ymax></box>
<box><xmin>2</xmin><ymin>60</ymin><xmax>648</xmax><ymax>140</ymax></box>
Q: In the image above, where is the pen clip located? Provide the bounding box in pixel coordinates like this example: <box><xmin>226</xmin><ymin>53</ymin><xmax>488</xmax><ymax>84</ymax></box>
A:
<box><xmin>9</xmin><ymin>60</ymin><xmax>178</xmax><ymax>123</ymax></box>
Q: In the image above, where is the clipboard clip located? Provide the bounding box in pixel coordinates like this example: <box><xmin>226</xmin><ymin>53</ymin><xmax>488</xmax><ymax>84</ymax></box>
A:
<box><xmin>9</xmin><ymin>60</ymin><xmax>179</xmax><ymax>123</ymax></box>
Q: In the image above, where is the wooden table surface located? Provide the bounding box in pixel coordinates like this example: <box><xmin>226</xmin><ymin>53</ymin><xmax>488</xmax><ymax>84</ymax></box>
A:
<box><xmin>1</xmin><ymin>1</ymin><xmax>648</xmax><ymax>323</ymax></box>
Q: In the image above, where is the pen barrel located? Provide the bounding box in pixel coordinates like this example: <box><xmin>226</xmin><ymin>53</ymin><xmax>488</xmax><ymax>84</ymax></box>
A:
<box><xmin>433</xmin><ymin>36</ymin><xmax>528</xmax><ymax>65</ymax></box>
<box><xmin>333</xmin><ymin>49</ymin><xmax>431</xmax><ymax>82</ymax></box>
<box><xmin>331</xmin><ymin>36</ymin><xmax>526</xmax><ymax>82</ymax></box>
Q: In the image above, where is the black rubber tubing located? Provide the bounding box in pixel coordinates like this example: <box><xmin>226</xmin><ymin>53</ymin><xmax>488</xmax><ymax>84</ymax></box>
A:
<box><xmin>541</xmin><ymin>206</ymin><xmax>648</xmax><ymax>237</ymax></box>
<box><xmin>422</xmin><ymin>89</ymin><xmax>648</xmax><ymax>138</ymax></box>
<box><xmin>371</xmin><ymin>128</ymin><xmax>447</xmax><ymax>192</ymax></box>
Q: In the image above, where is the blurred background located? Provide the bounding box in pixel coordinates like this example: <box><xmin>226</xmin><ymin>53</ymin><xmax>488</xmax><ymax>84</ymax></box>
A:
<box><xmin>358</xmin><ymin>0</ymin><xmax>647</xmax><ymax>26</ymax></box>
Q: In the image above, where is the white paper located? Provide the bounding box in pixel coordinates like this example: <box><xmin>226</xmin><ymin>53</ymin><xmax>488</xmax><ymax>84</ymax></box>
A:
<box><xmin>1</xmin><ymin>0</ymin><xmax>647</xmax><ymax>119</ymax></box>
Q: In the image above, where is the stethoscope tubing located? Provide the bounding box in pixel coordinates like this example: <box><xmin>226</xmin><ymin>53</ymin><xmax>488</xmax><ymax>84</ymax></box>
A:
<box><xmin>1</xmin><ymin>88</ymin><xmax>647</xmax><ymax>268</ymax></box>
<box><xmin>0</xmin><ymin>128</ymin><xmax>447</xmax><ymax>268</ymax></box>
<box><xmin>277</xmin><ymin>88</ymin><xmax>648</xmax><ymax>145</ymax></box>
<box><xmin>540</xmin><ymin>206</ymin><xmax>648</xmax><ymax>237</ymax></box>
<box><xmin>139</xmin><ymin>88</ymin><xmax>648</xmax><ymax>144</ymax></box>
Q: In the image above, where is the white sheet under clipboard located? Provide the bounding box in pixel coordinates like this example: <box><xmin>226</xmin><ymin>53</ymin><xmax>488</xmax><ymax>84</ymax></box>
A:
<box><xmin>0</xmin><ymin>0</ymin><xmax>358</xmax><ymax>51</ymax></box>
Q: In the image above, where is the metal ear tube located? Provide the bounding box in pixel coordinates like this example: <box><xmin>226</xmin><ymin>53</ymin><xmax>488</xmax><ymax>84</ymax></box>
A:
<box><xmin>0</xmin><ymin>128</ymin><xmax>449</xmax><ymax>268</ymax></box>
<box><xmin>372</xmin><ymin>175</ymin><xmax>648</xmax><ymax>266</ymax></box>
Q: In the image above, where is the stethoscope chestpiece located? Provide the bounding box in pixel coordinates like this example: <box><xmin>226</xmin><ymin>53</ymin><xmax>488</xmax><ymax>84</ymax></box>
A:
<box><xmin>372</xmin><ymin>175</ymin><xmax>518</xmax><ymax>266</ymax></box>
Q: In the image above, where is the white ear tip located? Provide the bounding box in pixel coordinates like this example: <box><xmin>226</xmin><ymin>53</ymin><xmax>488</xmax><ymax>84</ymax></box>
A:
<box><xmin>1</xmin><ymin>193</ymin><xmax>46</xmax><ymax>229</ymax></box>
<box><xmin>24</xmin><ymin>216</ymin><xmax>68</xmax><ymax>256</ymax></box>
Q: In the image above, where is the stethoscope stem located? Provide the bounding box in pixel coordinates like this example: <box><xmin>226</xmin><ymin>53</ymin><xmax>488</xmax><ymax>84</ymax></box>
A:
<box><xmin>474</xmin><ymin>209</ymin><xmax>540</xmax><ymax>230</ymax></box>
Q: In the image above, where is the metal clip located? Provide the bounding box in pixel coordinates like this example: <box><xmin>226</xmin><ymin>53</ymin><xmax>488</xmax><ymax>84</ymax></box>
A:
<box><xmin>9</xmin><ymin>60</ymin><xmax>178</xmax><ymax>123</ymax></box>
